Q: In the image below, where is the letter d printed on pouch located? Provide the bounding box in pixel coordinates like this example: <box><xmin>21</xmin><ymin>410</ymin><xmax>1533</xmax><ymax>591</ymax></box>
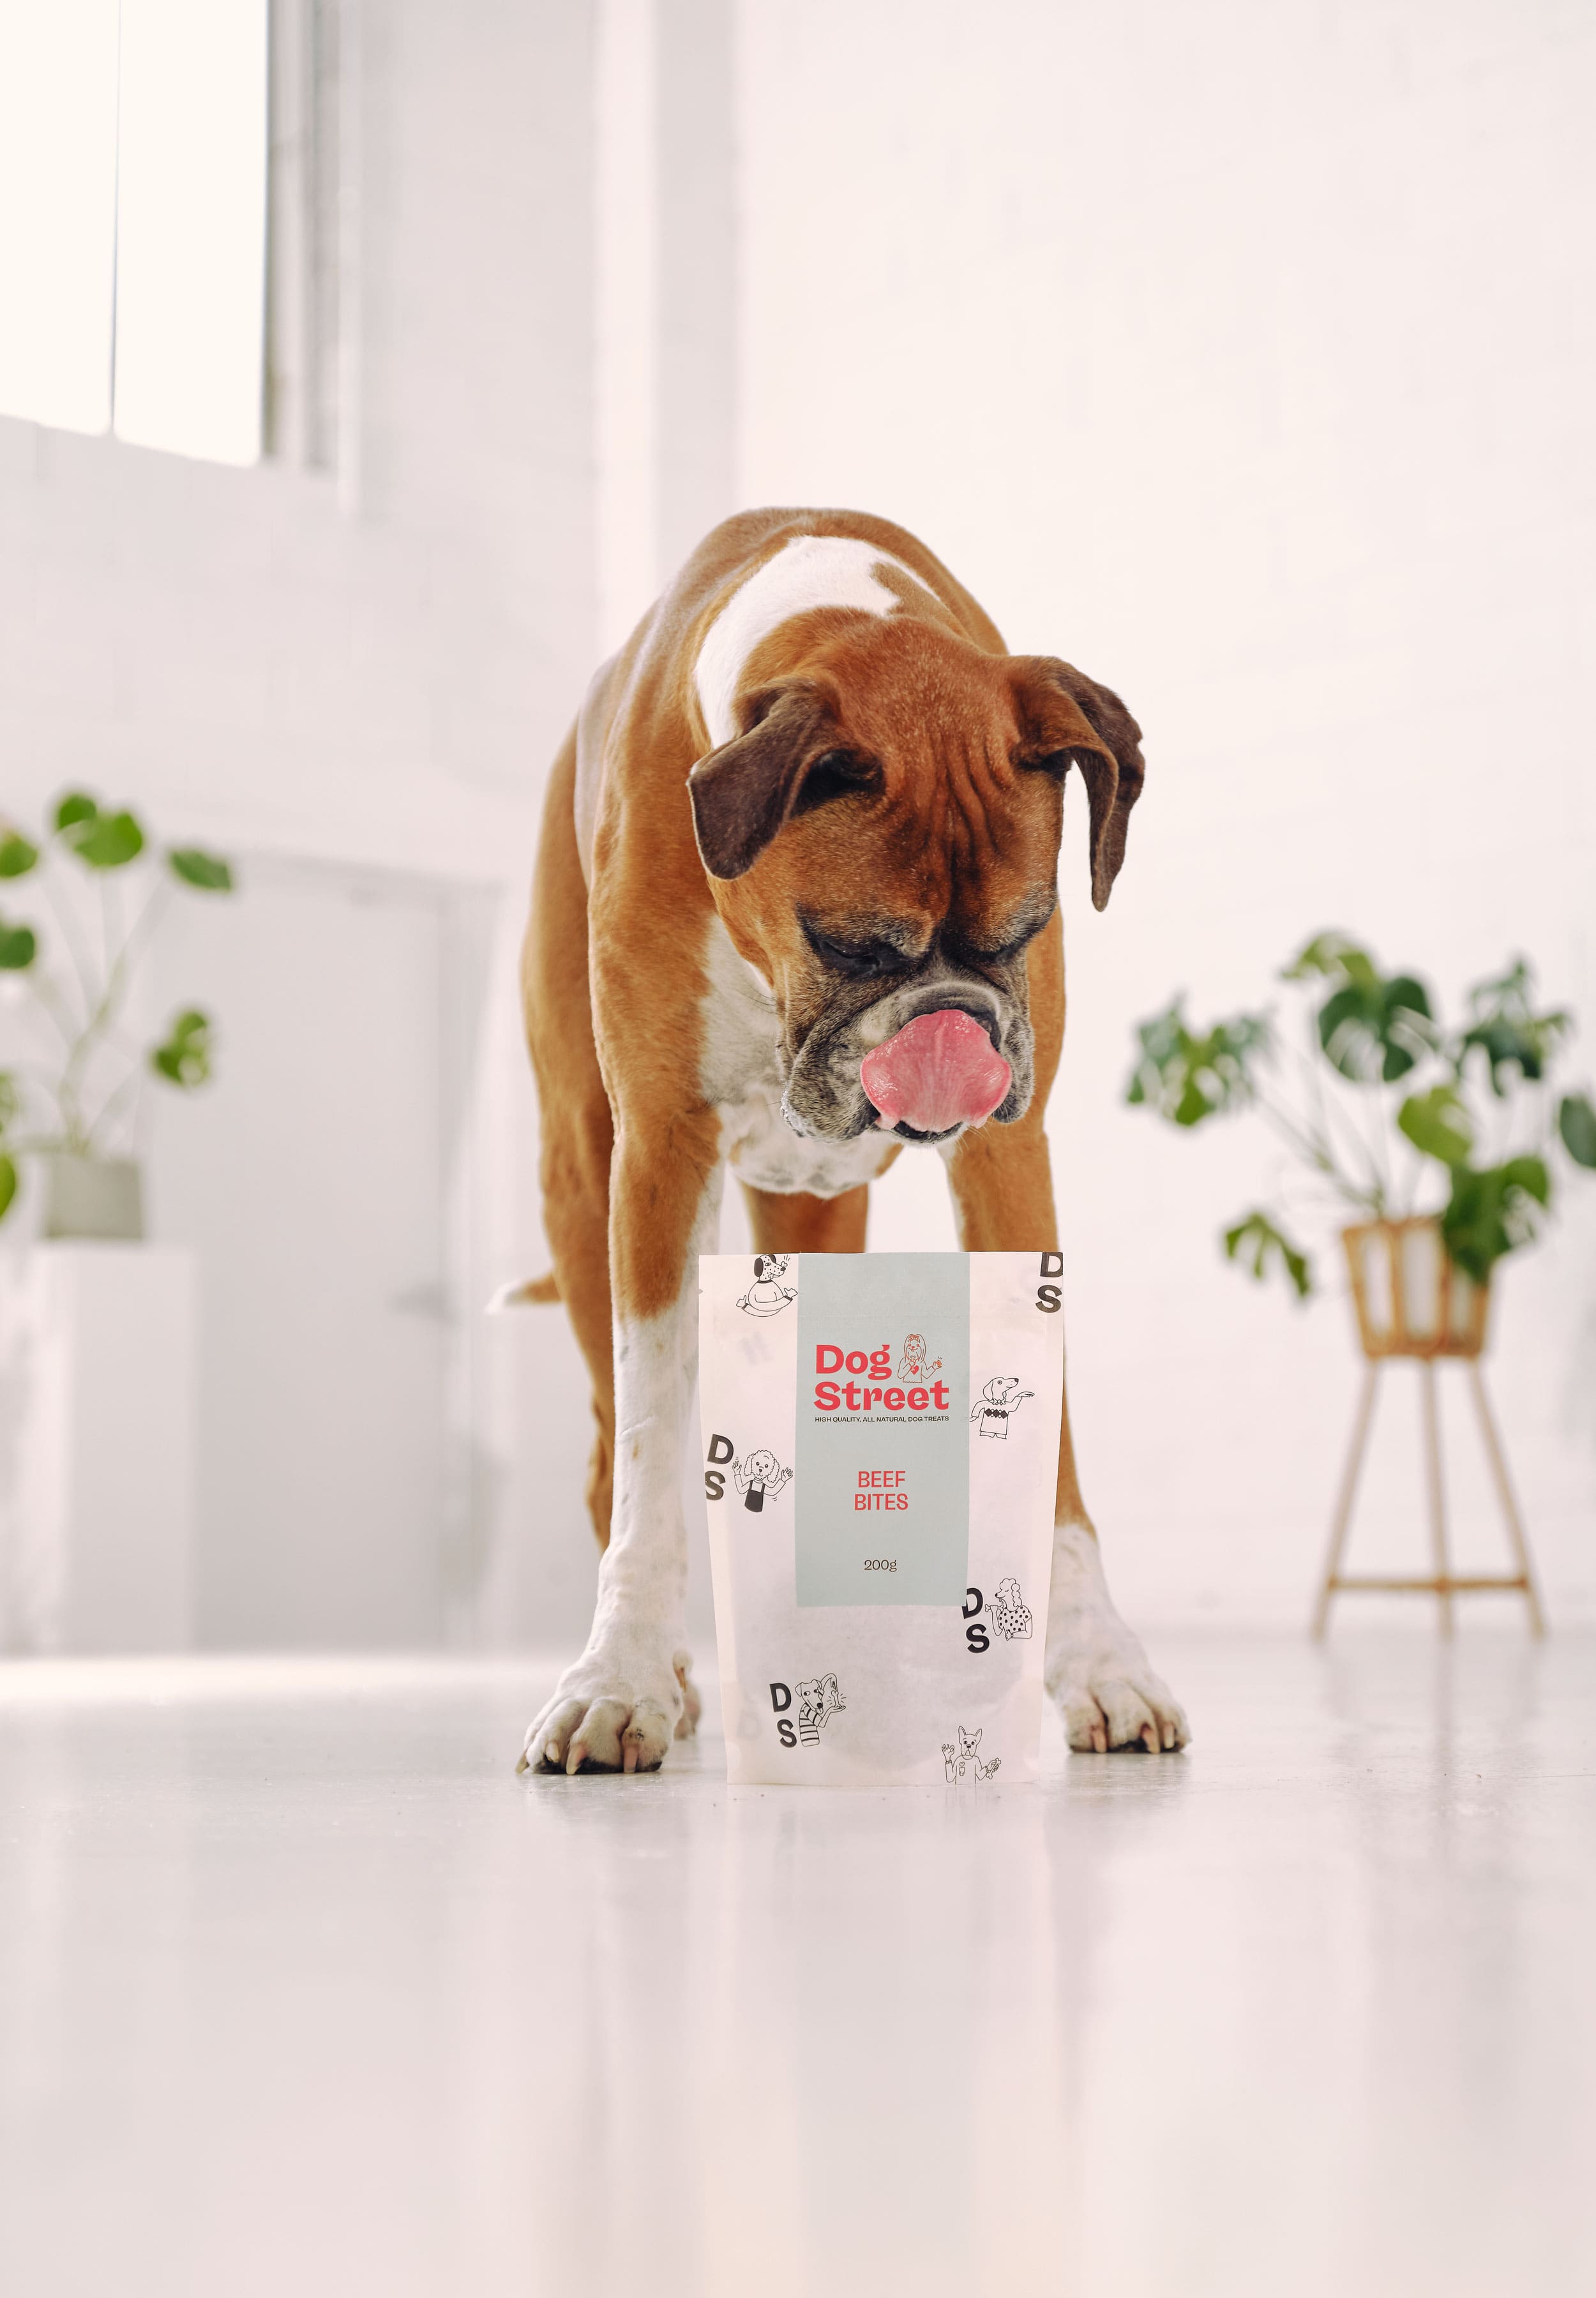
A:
<box><xmin>698</xmin><ymin>1252</ymin><xmax>1065</xmax><ymax>1787</ymax></box>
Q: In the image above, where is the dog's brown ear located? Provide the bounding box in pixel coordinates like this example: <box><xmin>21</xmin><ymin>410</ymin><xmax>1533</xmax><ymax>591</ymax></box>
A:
<box><xmin>1009</xmin><ymin>657</ymin><xmax>1145</xmax><ymax>911</ymax></box>
<box><xmin>687</xmin><ymin>680</ymin><xmax>856</xmax><ymax>880</ymax></box>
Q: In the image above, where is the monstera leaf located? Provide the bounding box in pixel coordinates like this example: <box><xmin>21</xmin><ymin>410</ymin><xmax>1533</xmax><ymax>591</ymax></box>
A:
<box><xmin>1125</xmin><ymin>998</ymin><xmax>1270</xmax><ymax>1127</ymax></box>
<box><xmin>1441</xmin><ymin>1156</ymin><xmax>1551</xmax><ymax>1284</ymax></box>
<box><xmin>1397</xmin><ymin>1084</ymin><xmax>1474</xmax><ymax>1168</ymax></box>
<box><xmin>1317</xmin><ymin>973</ymin><xmax>1433</xmax><ymax>1084</ymax></box>
<box><xmin>1281</xmin><ymin>931</ymin><xmax>1435</xmax><ymax>1083</ymax></box>
<box><xmin>1222</xmin><ymin>1209</ymin><xmax>1314</xmax><ymax>1300</ymax></box>
<box><xmin>1455</xmin><ymin>959</ymin><xmax>1570</xmax><ymax>1096</ymax></box>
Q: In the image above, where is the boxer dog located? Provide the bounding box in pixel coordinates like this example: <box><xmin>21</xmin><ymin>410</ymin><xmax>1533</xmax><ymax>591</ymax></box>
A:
<box><xmin>518</xmin><ymin>508</ymin><xmax>1189</xmax><ymax>1775</ymax></box>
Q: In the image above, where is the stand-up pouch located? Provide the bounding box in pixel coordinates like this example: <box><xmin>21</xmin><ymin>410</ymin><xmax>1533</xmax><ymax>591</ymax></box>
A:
<box><xmin>698</xmin><ymin>1250</ymin><xmax>1064</xmax><ymax>1787</ymax></box>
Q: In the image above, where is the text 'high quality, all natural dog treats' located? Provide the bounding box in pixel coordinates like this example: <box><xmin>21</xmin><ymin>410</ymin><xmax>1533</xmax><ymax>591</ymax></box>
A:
<box><xmin>698</xmin><ymin>1251</ymin><xmax>1065</xmax><ymax>1787</ymax></box>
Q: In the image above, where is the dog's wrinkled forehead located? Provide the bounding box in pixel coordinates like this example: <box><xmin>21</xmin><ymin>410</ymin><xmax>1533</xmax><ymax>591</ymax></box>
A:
<box><xmin>688</xmin><ymin>613</ymin><xmax>1144</xmax><ymax>917</ymax></box>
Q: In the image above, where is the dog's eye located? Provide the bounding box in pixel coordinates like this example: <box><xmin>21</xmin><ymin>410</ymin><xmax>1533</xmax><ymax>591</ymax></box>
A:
<box><xmin>801</xmin><ymin>919</ymin><xmax>908</xmax><ymax>980</ymax></box>
<box><xmin>792</xmin><ymin>751</ymin><xmax>880</xmax><ymax>820</ymax></box>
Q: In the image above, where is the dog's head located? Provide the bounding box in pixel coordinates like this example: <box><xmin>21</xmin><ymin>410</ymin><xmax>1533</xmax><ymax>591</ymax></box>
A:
<box><xmin>751</xmin><ymin>1254</ymin><xmax>789</xmax><ymax>1282</ymax></box>
<box><xmin>688</xmin><ymin>616</ymin><xmax>1142</xmax><ymax>1146</ymax></box>
<box><xmin>982</xmin><ymin>1376</ymin><xmax>1020</xmax><ymax>1406</ymax></box>
<box><xmin>744</xmin><ymin>1448</ymin><xmax>781</xmax><ymax>1483</ymax></box>
<box><xmin>958</xmin><ymin>1724</ymin><xmax>982</xmax><ymax>1759</ymax></box>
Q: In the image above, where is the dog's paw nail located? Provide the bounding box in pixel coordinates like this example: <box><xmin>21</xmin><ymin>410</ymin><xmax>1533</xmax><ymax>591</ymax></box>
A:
<box><xmin>566</xmin><ymin>1743</ymin><xmax>587</xmax><ymax>1775</ymax></box>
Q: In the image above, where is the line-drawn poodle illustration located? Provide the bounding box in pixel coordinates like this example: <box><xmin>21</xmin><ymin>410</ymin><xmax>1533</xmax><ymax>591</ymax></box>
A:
<box><xmin>990</xmin><ymin>1577</ymin><xmax>1034</xmax><ymax>1640</ymax></box>
<box><xmin>943</xmin><ymin>1724</ymin><xmax>1002</xmax><ymax>1783</ymax></box>
<box><xmin>737</xmin><ymin>1254</ymin><xmax>797</xmax><ymax>1316</ymax></box>
<box><xmin>970</xmin><ymin>1375</ymin><xmax>1034</xmax><ymax>1439</ymax></box>
<box><xmin>733</xmin><ymin>1447</ymin><xmax>792</xmax><ymax>1513</ymax></box>
<box><xmin>896</xmin><ymin>1331</ymin><xmax>942</xmax><ymax>1381</ymax></box>
<box><xmin>795</xmin><ymin>1673</ymin><xmax>845</xmax><ymax>1745</ymax></box>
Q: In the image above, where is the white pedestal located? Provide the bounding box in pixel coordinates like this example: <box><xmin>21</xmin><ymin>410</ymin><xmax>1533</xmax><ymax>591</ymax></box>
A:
<box><xmin>0</xmin><ymin>1245</ymin><xmax>197</xmax><ymax>1652</ymax></box>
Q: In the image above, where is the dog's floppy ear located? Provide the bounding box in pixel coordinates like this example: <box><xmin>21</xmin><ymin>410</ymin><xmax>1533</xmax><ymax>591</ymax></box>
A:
<box><xmin>687</xmin><ymin>678</ymin><xmax>859</xmax><ymax>880</ymax></box>
<box><xmin>1009</xmin><ymin>657</ymin><xmax>1145</xmax><ymax>911</ymax></box>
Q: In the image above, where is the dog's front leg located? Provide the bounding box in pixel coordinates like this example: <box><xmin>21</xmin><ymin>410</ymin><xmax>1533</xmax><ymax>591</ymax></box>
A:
<box><xmin>520</xmin><ymin>1103</ymin><xmax>724</xmax><ymax>1776</ymax></box>
<box><xmin>946</xmin><ymin>1118</ymin><xmax>1189</xmax><ymax>1755</ymax></box>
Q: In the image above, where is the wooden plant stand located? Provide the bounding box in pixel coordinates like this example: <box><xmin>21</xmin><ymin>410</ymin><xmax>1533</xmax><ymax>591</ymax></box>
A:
<box><xmin>1311</xmin><ymin>1217</ymin><xmax>1544</xmax><ymax>1639</ymax></box>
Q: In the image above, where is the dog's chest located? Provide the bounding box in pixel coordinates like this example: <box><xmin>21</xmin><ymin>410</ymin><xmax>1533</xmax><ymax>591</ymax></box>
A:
<box><xmin>698</xmin><ymin>916</ymin><xmax>895</xmax><ymax>1200</ymax></box>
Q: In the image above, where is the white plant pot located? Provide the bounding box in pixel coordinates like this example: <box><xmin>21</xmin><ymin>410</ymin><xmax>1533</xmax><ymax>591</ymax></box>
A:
<box><xmin>41</xmin><ymin>1154</ymin><xmax>145</xmax><ymax>1243</ymax></box>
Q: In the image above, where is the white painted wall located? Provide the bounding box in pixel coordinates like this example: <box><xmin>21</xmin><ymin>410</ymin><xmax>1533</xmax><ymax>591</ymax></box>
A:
<box><xmin>6</xmin><ymin>0</ymin><xmax>1592</xmax><ymax>1654</ymax></box>
<box><xmin>0</xmin><ymin>3</ymin><xmax>600</xmax><ymax>1649</ymax></box>
<box><xmin>735</xmin><ymin>0</ymin><xmax>1596</xmax><ymax>1628</ymax></box>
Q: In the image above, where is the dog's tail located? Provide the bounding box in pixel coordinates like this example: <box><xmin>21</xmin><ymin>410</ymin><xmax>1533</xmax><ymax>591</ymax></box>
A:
<box><xmin>485</xmin><ymin>1271</ymin><xmax>561</xmax><ymax>1312</ymax></box>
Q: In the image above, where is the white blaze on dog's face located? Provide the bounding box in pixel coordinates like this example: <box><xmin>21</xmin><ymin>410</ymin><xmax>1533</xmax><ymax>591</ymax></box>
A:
<box><xmin>688</xmin><ymin>560</ymin><xmax>1144</xmax><ymax>1148</ymax></box>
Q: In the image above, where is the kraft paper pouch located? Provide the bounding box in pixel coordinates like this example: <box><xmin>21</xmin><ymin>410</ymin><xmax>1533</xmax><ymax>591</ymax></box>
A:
<box><xmin>698</xmin><ymin>1250</ymin><xmax>1065</xmax><ymax>1787</ymax></box>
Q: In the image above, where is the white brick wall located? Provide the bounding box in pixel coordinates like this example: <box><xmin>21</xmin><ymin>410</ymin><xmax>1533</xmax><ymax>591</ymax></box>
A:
<box><xmin>737</xmin><ymin>0</ymin><xmax>1596</xmax><ymax>1625</ymax></box>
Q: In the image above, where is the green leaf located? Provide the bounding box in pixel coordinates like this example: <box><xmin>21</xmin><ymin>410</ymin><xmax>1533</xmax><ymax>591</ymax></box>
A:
<box><xmin>0</xmin><ymin>1153</ymin><xmax>15</xmax><ymax>1222</ymax></box>
<box><xmin>167</xmin><ymin>848</ymin><xmax>234</xmax><ymax>893</ymax></box>
<box><xmin>64</xmin><ymin>808</ymin><xmax>144</xmax><ymax>869</ymax></box>
<box><xmin>1281</xmin><ymin>931</ymin><xmax>1376</xmax><ymax>988</ymax></box>
<box><xmin>149</xmin><ymin>1007</ymin><xmax>215</xmax><ymax>1090</ymax></box>
<box><xmin>0</xmin><ymin>918</ymin><xmax>38</xmax><ymax>969</ymax></box>
<box><xmin>1317</xmin><ymin>972</ymin><xmax>1434</xmax><ymax>1085</ymax></box>
<box><xmin>1440</xmin><ymin>1155</ymin><xmax>1552</xmax><ymax>1284</ymax></box>
<box><xmin>1559</xmin><ymin>1092</ymin><xmax>1596</xmax><ymax>1171</ymax></box>
<box><xmin>0</xmin><ymin>831</ymin><xmax>39</xmax><ymax>878</ymax></box>
<box><xmin>54</xmin><ymin>791</ymin><xmax>98</xmax><ymax>833</ymax></box>
<box><xmin>1397</xmin><ymin>1084</ymin><xmax>1474</xmax><ymax>1168</ymax></box>
<box><xmin>1453</xmin><ymin>957</ymin><xmax>1569</xmax><ymax>1097</ymax></box>
<box><xmin>1124</xmin><ymin>996</ymin><xmax>1270</xmax><ymax>1127</ymax></box>
<box><xmin>1222</xmin><ymin>1209</ymin><xmax>1314</xmax><ymax>1300</ymax></box>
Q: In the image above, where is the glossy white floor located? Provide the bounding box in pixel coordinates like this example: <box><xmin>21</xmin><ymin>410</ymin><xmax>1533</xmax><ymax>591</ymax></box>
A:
<box><xmin>1</xmin><ymin>1633</ymin><xmax>1591</xmax><ymax>2298</ymax></box>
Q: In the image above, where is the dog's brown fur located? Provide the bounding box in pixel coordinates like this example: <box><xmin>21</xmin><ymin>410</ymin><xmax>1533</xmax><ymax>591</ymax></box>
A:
<box><xmin>522</xmin><ymin>505</ymin><xmax>1139</xmax><ymax>1552</ymax></box>
<box><xmin>518</xmin><ymin>509</ymin><xmax>1188</xmax><ymax>1770</ymax></box>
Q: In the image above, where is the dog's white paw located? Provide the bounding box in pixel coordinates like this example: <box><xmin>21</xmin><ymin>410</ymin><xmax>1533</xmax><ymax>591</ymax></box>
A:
<box><xmin>518</xmin><ymin>1643</ymin><xmax>696</xmax><ymax>1776</ymax></box>
<box><xmin>1044</xmin><ymin>1520</ymin><xmax>1190</xmax><ymax>1755</ymax></box>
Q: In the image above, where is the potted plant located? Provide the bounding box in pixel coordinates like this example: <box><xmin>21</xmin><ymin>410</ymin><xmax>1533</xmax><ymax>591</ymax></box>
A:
<box><xmin>0</xmin><ymin>793</ymin><xmax>234</xmax><ymax>1240</ymax></box>
<box><xmin>1124</xmin><ymin>934</ymin><xmax>1596</xmax><ymax>1633</ymax></box>
<box><xmin>1124</xmin><ymin>932</ymin><xmax>1596</xmax><ymax>1330</ymax></box>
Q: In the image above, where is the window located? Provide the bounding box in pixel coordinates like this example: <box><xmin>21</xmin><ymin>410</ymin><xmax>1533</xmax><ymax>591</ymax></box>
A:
<box><xmin>0</xmin><ymin>0</ymin><xmax>269</xmax><ymax>466</ymax></box>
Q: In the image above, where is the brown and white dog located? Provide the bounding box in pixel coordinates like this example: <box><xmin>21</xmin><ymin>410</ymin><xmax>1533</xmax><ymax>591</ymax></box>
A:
<box><xmin>517</xmin><ymin>508</ymin><xmax>1188</xmax><ymax>1775</ymax></box>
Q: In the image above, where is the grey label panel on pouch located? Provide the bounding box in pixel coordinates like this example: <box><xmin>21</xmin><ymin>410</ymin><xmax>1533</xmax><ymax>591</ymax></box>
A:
<box><xmin>794</xmin><ymin>1252</ymin><xmax>970</xmax><ymax>1606</ymax></box>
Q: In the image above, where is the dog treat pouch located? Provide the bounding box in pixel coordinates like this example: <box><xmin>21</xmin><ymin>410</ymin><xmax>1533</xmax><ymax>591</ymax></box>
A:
<box><xmin>698</xmin><ymin>1251</ymin><xmax>1065</xmax><ymax>1787</ymax></box>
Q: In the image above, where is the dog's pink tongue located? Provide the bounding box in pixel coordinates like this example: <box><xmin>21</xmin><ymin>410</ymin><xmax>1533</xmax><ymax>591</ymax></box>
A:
<box><xmin>861</xmin><ymin>1010</ymin><xmax>1012</xmax><ymax>1135</ymax></box>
